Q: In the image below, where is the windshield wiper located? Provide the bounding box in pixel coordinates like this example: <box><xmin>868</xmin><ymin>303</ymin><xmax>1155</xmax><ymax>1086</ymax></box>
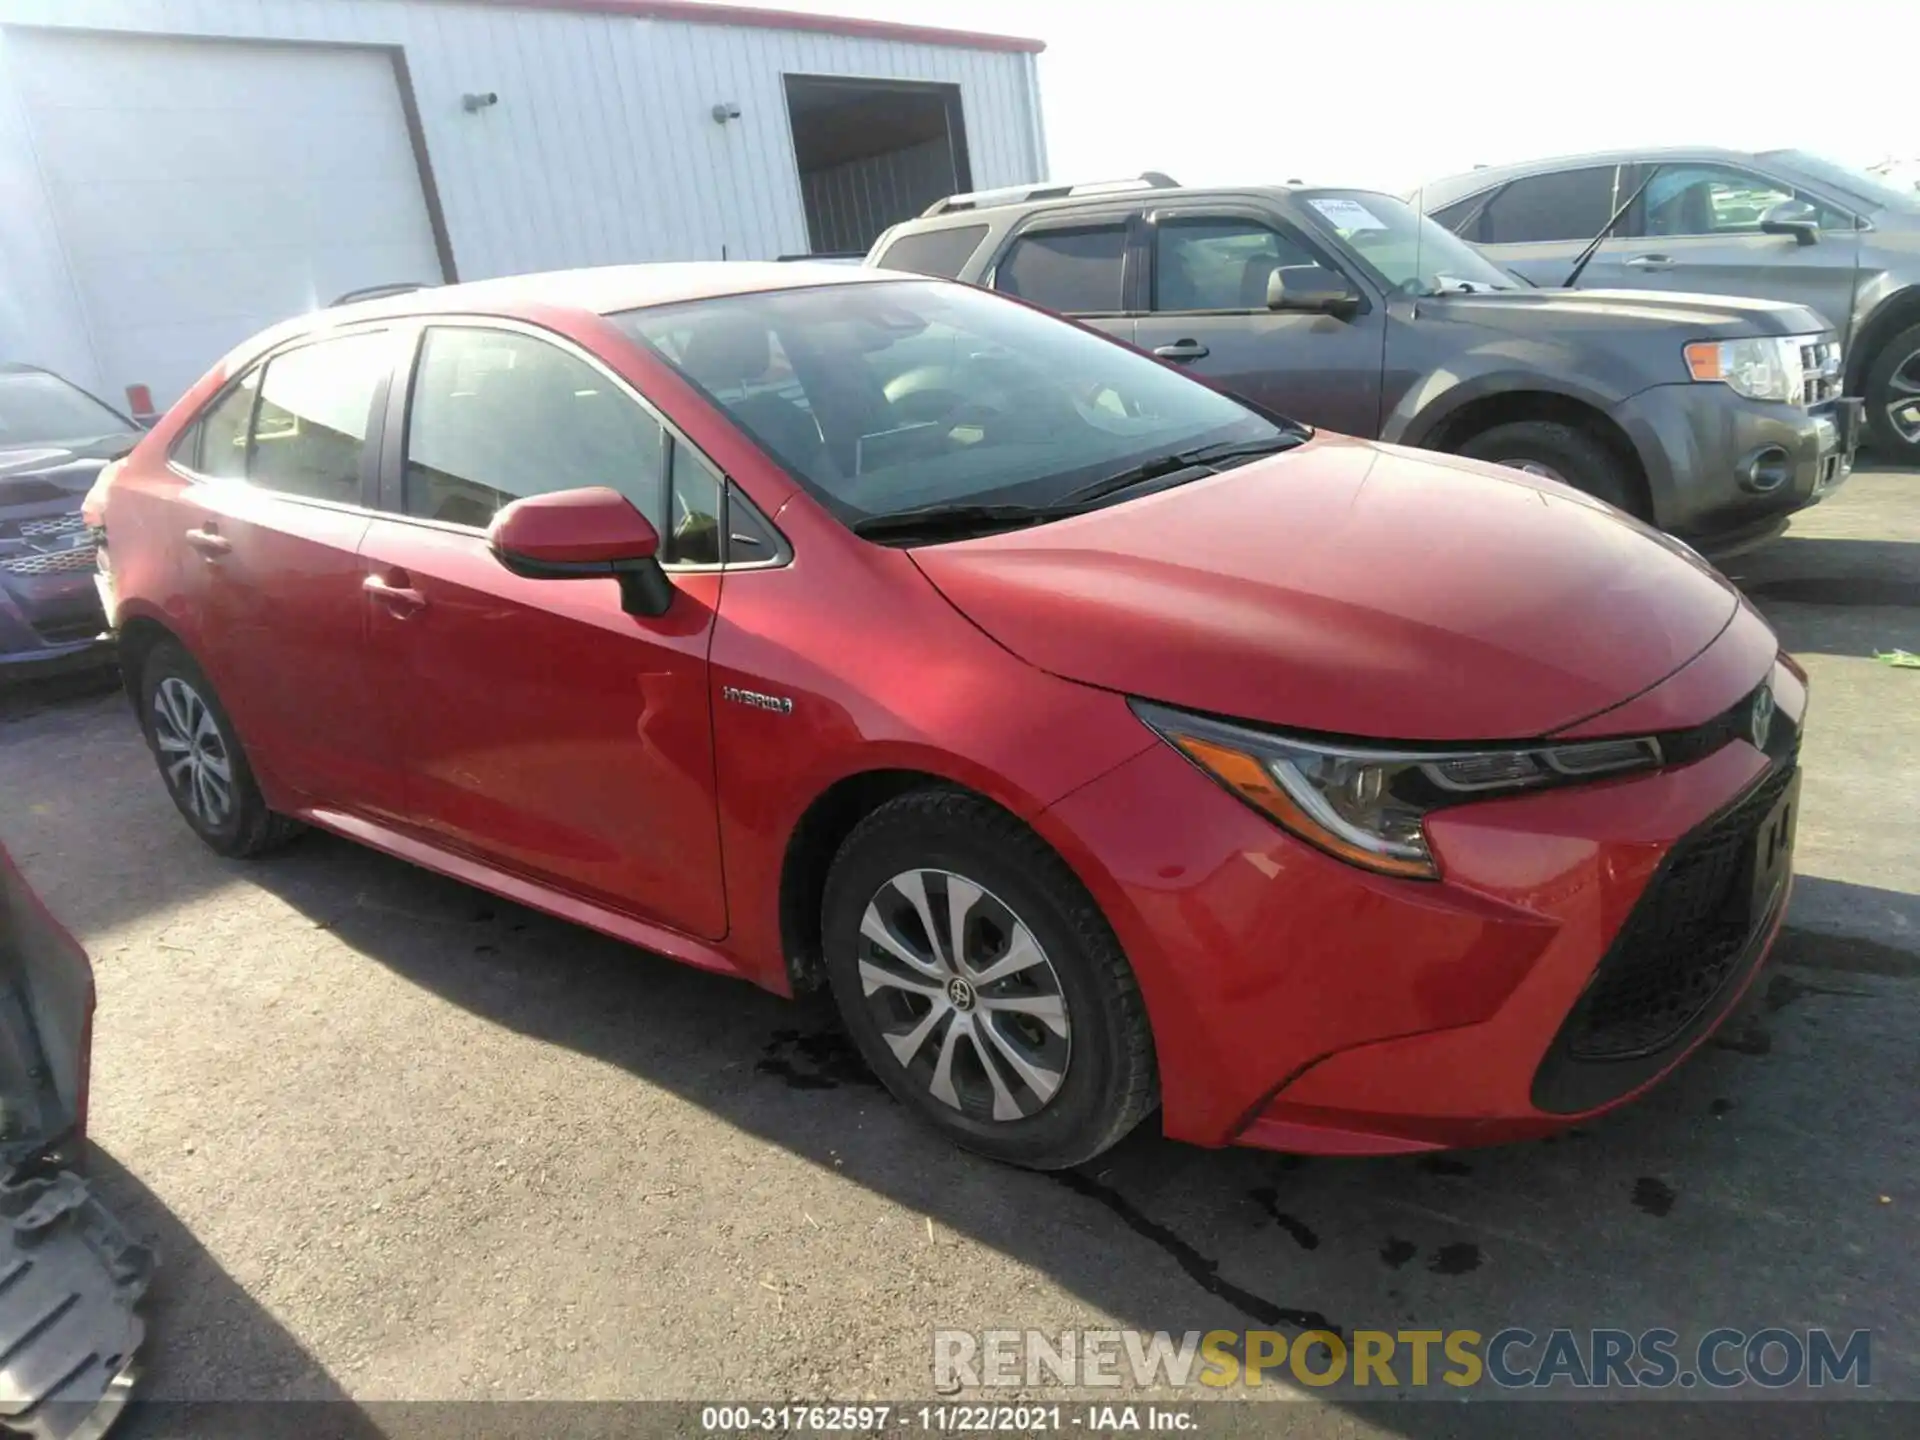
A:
<box><xmin>1563</xmin><ymin>167</ymin><xmax>1658</xmax><ymax>288</ymax></box>
<box><xmin>851</xmin><ymin>435</ymin><xmax>1308</xmax><ymax>544</ymax></box>
<box><xmin>849</xmin><ymin>502</ymin><xmax>1073</xmax><ymax>542</ymax></box>
<box><xmin>1055</xmin><ymin>435</ymin><xmax>1306</xmax><ymax>509</ymax></box>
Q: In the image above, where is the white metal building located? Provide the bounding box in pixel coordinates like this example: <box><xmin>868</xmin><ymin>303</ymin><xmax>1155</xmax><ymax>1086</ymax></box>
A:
<box><xmin>0</xmin><ymin>0</ymin><xmax>1047</xmax><ymax>412</ymax></box>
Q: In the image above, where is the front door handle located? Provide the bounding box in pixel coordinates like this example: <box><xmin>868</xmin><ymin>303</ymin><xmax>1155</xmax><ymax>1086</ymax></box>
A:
<box><xmin>364</xmin><ymin>571</ymin><xmax>427</xmax><ymax>615</ymax></box>
<box><xmin>1623</xmin><ymin>254</ymin><xmax>1674</xmax><ymax>270</ymax></box>
<box><xmin>183</xmin><ymin>526</ymin><xmax>231</xmax><ymax>557</ymax></box>
<box><xmin>1153</xmin><ymin>339</ymin><xmax>1211</xmax><ymax>361</ymax></box>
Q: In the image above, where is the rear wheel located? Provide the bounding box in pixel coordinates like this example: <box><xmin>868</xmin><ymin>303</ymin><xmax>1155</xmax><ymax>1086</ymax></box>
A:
<box><xmin>139</xmin><ymin>641</ymin><xmax>301</xmax><ymax>858</ymax></box>
<box><xmin>1455</xmin><ymin>419</ymin><xmax>1643</xmax><ymax>515</ymax></box>
<box><xmin>1863</xmin><ymin>322</ymin><xmax>1920</xmax><ymax>464</ymax></box>
<box><xmin>820</xmin><ymin>790</ymin><xmax>1156</xmax><ymax>1169</ymax></box>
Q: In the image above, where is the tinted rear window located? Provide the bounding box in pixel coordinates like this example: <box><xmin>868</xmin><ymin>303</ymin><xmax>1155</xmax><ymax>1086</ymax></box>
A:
<box><xmin>1479</xmin><ymin>167</ymin><xmax>1618</xmax><ymax>244</ymax></box>
<box><xmin>876</xmin><ymin>224</ymin><xmax>990</xmax><ymax>279</ymax></box>
<box><xmin>994</xmin><ymin>226</ymin><xmax>1127</xmax><ymax>313</ymax></box>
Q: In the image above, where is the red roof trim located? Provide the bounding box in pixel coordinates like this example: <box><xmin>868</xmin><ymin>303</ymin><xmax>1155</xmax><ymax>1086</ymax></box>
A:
<box><xmin>468</xmin><ymin>0</ymin><xmax>1045</xmax><ymax>53</ymax></box>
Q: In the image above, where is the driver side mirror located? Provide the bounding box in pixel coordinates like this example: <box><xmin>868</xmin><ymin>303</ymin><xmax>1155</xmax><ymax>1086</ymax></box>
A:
<box><xmin>488</xmin><ymin>486</ymin><xmax>674</xmax><ymax>617</ymax></box>
<box><xmin>1267</xmin><ymin>264</ymin><xmax>1361</xmax><ymax>317</ymax></box>
<box><xmin>1759</xmin><ymin>199</ymin><xmax>1820</xmax><ymax>246</ymax></box>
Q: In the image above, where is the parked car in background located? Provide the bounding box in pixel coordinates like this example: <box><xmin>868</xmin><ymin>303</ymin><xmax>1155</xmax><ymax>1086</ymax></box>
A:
<box><xmin>1414</xmin><ymin>148</ymin><xmax>1920</xmax><ymax>462</ymax></box>
<box><xmin>866</xmin><ymin>175</ymin><xmax>1860</xmax><ymax>557</ymax></box>
<box><xmin>93</xmin><ymin>263</ymin><xmax>1803</xmax><ymax>1169</ymax></box>
<box><xmin>0</xmin><ymin>842</ymin><xmax>153</xmax><ymax>1430</ymax></box>
<box><xmin>0</xmin><ymin>364</ymin><xmax>140</xmax><ymax>676</ymax></box>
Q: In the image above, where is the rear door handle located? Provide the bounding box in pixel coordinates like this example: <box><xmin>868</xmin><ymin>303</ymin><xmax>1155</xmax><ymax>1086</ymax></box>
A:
<box><xmin>1153</xmin><ymin>339</ymin><xmax>1211</xmax><ymax>360</ymax></box>
<box><xmin>364</xmin><ymin>571</ymin><xmax>427</xmax><ymax>615</ymax></box>
<box><xmin>183</xmin><ymin>526</ymin><xmax>231</xmax><ymax>557</ymax></box>
<box><xmin>1624</xmin><ymin>254</ymin><xmax>1674</xmax><ymax>270</ymax></box>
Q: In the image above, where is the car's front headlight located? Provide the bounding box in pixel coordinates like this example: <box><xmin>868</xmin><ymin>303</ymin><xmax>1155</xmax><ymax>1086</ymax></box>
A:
<box><xmin>1683</xmin><ymin>335</ymin><xmax>1818</xmax><ymax>404</ymax></box>
<box><xmin>1132</xmin><ymin>700</ymin><xmax>1663</xmax><ymax>880</ymax></box>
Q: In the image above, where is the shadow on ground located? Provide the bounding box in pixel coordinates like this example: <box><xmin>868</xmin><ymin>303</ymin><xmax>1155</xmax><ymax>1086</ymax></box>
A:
<box><xmin>219</xmin><ymin>830</ymin><xmax>1917</xmax><ymax>1412</ymax></box>
<box><xmin>80</xmin><ymin>1146</ymin><xmax>378</xmax><ymax>1438</ymax></box>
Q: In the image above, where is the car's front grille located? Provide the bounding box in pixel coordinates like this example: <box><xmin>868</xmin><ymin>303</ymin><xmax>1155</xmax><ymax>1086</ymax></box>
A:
<box><xmin>2</xmin><ymin>545</ymin><xmax>97</xmax><ymax>576</ymax></box>
<box><xmin>1560</xmin><ymin>759</ymin><xmax>1796</xmax><ymax>1062</ymax></box>
<box><xmin>1</xmin><ymin>511</ymin><xmax>96</xmax><ymax>576</ymax></box>
<box><xmin>1800</xmin><ymin>340</ymin><xmax>1842</xmax><ymax>405</ymax></box>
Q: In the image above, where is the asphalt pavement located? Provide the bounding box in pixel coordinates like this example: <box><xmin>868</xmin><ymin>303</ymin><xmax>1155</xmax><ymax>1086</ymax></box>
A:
<box><xmin>0</xmin><ymin>467</ymin><xmax>1913</xmax><ymax>1435</ymax></box>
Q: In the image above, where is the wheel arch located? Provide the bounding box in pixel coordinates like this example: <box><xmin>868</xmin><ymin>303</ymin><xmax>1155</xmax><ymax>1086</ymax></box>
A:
<box><xmin>778</xmin><ymin>768</ymin><xmax>971</xmax><ymax>995</ymax></box>
<box><xmin>1848</xmin><ymin>285</ymin><xmax>1920</xmax><ymax>397</ymax></box>
<box><xmin>1413</xmin><ymin>388</ymin><xmax>1653</xmax><ymax>519</ymax></box>
<box><xmin>113</xmin><ymin>612</ymin><xmax>185</xmax><ymax>715</ymax></box>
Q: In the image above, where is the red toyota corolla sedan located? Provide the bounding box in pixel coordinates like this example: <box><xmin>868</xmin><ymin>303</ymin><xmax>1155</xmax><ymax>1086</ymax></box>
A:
<box><xmin>85</xmin><ymin>264</ymin><xmax>1802</xmax><ymax>1169</ymax></box>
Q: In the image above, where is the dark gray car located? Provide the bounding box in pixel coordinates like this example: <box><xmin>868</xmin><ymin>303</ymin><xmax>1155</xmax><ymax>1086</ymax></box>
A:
<box><xmin>1414</xmin><ymin>147</ymin><xmax>1920</xmax><ymax>462</ymax></box>
<box><xmin>0</xmin><ymin>364</ymin><xmax>138</xmax><ymax>677</ymax></box>
<box><xmin>865</xmin><ymin>176</ymin><xmax>1861</xmax><ymax>556</ymax></box>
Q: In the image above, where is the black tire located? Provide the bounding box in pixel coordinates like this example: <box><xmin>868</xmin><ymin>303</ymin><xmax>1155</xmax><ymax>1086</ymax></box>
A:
<box><xmin>821</xmin><ymin>789</ymin><xmax>1156</xmax><ymax>1170</ymax></box>
<box><xmin>1455</xmin><ymin>419</ymin><xmax>1643</xmax><ymax>515</ymax></box>
<box><xmin>139</xmin><ymin>641</ymin><xmax>302</xmax><ymax>858</ymax></box>
<box><xmin>1863</xmin><ymin>321</ymin><xmax>1920</xmax><ymax>464</ymax></box>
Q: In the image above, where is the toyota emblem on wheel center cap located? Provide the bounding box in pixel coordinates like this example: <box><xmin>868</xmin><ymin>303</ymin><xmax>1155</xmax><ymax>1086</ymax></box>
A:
<box><xmin>945</xmin><ymin>976</ymin><xmax>977</xmax><ymax>1011</ymax></box>
<box><xmin>1750</xmin><ymin>685</ymin><xmax>1776</xmax><ymax>753</ymax></box>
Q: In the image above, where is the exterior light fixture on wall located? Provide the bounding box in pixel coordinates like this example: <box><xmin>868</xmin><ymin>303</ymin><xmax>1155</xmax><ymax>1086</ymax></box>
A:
<box><xmin>462</xmin><ymin>91</ymin><xmax>499</xmax><ymax>112</ymax></box>
<box><xmin>711</xmin><ymin>102</ymin><xmax>742</xmax><ymax>124</ymax></box>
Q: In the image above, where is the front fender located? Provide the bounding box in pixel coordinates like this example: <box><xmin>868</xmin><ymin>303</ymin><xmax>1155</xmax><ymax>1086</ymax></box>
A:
<box><xmin>1386</xmin><ymin>364</ymin><xmax>1636</xmax><ymax>449</ymax></box>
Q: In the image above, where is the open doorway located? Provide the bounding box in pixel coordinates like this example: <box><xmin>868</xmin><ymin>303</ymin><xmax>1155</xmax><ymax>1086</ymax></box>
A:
<box><xmin>784</xmin><ymin>76</ymin><xmax>972</xmax><ymax>255</ymax></box>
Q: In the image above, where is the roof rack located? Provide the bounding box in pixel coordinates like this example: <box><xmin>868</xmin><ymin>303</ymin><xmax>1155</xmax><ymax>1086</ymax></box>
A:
<box><xmin>330</xmin><ymin>282</ymin><xmax>436</xmax><ymax>307</ymax></box>
<box><xmin>922</xmin><ymin>171</ymin><xmax>1179</xmax><ymax>217</ymax></box>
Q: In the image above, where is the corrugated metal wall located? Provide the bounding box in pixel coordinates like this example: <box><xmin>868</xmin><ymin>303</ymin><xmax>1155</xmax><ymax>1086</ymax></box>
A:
<box><xmin>802</xmin><ymin>136</ymin><xmax>955</xmax><ymax>253</ymax></box>
<box><xmin>0</xmin><ymin>0</ymin><xmax>1046</xmax><ymax>390</ymax></box>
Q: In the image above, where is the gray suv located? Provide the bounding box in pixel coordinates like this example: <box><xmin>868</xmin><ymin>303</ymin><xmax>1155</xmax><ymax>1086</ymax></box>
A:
<box><xmin>865</xmin><ymin>175</ymin><xmax>1861</xmax><ymax>556</ymax></box>
<box><xmin>1416</xmin><ymin>147</ymin><xmax>1920</xmax><ymax>462</ymax></box>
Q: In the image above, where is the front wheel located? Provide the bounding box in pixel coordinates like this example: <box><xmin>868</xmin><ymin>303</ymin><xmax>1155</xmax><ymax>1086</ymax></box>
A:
<box><xmin>1863</xmin><ymin>322</ymin><xmax>1920</xmax><ymax>464</ymax></box>
<box><xmin>1455</xmin><ymin>420</ymin><xmax>1644</xmax><ymax>516</ymax></box>
<box><xmin>821</xmin><ymin>791</ymin><xmax>1156</xmax><ymax>1169</ymax></box>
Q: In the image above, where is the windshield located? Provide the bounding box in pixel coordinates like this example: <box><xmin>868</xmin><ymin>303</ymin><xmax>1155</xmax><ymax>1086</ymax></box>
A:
<box><xmin>1758</xmin><ymin>150</ymin><xmax>1920</xmax><ymax>216</ymax></box>
<box><xmin>1296</xmin><ymin>189</ymin><xmax>1516</xmax><ymax>296</ymax></box>
<box><xmin>0</xmin><ymin>371</ymin><xmax>134</xmax><ymax>450</ymax></box>
<box><xmin>613</xmin><ymin>280</ymin><xmax>1285</xmax><ymax>528</ymax></box>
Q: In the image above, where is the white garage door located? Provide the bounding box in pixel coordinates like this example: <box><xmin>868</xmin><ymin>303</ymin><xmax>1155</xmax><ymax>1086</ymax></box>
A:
<box><xmin>9</xmin><ymin>30</ymin><xmax>444</xmax><ymax>409</ymax></box>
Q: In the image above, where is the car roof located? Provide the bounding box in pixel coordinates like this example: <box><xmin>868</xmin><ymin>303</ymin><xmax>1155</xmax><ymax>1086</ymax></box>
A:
<box><xmin>886</xmin><ymin>181</ymin><xmax>1398</xmax><ymax>236</ymax></box>
<box><xmin>324</xmin><ymin>261</ymin><xmax>901</xmax><ymax>322</ymax></box>
<box><xmin>1417</xmin><ymin>145</ymin><xmax>1763</xmax><ymax>205</ymax></box>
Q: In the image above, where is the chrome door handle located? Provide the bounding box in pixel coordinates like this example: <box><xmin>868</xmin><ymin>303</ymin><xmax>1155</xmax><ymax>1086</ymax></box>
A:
<box><xmin>1624</xmin><ymin>254</ymin><xmax>1674</xmax><ymax>269</ymax></box>
<box><xmin>1153</xmin><ymin>339</ymin><xmax>1210</xmax><ymax>360</ymax></box>
<box><xmin>363</xmin><ymin>572</ymin><xmax>427</xmax><ymax>614</ymax></box>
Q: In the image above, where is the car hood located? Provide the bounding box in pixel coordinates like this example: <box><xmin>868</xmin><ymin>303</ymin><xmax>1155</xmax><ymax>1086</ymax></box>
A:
<box><xmin>1424</xmin><ymin>287</ymin><xmax>1829</xmax><ymax>338</ymax></box>
<box><xmin>909</xmin><ymin>436</ymin><xmax>1740</xmax><ymax>741</ymax></box>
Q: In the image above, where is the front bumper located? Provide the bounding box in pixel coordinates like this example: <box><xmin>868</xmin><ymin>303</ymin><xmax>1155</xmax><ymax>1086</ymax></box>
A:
<box><xmin>0</xmin><ymin>565</ymin><xmax>112</xmax><ymax>677</ymax></box>
<box><xmin>1040</xmin><ymin>640</ymin><xmax>1803</xmax><ymax>1154</ymax></box>
<box><xmin>1612</xmin><ymin>385</ymin><xmax>1861</xmax><ymax>553</ymax></box>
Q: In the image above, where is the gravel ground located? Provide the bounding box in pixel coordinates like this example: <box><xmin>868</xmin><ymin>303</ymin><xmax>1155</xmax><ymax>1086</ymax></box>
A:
<box><xmin>0</xmin><ymin>467</ymin><xmax>1913</xmax><ymax>1435</ymax></box>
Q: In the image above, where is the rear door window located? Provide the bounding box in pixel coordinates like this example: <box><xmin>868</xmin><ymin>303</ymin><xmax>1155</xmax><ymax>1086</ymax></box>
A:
<box><xmin>248</xmin><ymin>333</ymin><xmax>390</xmax><ymax>505</ymax></box>
<box><xmin>188</xmin><ymin>370</ymin><xmax>260</xmax><ymax>479</ymax></box>
<box><xmin>1478</xmin><ymin>167</ymin><xmax>1619</xmax><ymax>243</ymax></box>
<box><xmin>875</xmin><ymin>224</ymin><xmax>990</xmax><ymax>278</ymax></box>
<box><xmin>993</xmin><ymin>224</ymin><xmax>1128</xmax><ymax>313</ymax></box>
<box><xmin>1152</xmin><ymin>217</ymin><xmax>1321</xmax><ymax>311</ymax></box>
<box><xmin>403</xmin><ymin>326</ymin><xmax>667</xmax><ymax>531</ymax></box>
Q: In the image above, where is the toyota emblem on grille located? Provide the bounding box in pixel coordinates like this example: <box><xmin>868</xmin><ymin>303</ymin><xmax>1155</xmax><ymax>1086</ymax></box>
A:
<box><xmin>1750</xmin><ymin>685</ymin><xmax>1776</xmax><ymax>752</ymax></box>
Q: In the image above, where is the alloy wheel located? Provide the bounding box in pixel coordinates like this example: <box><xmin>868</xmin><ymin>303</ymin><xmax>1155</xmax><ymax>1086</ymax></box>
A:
<box><xmin>855</xmin><ymin>868</ymin><xmax>1071</xmax><ymax>1122</ymax></box>
<box><xmin>152</xmin><ymin>676</ymin><xmax>233</xmax><ymax>830</ymax></box>
<box><xmin>1886</xmin><ymin>346</ymin><xmax>1920</xmax><ymax>445</ymax></box>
